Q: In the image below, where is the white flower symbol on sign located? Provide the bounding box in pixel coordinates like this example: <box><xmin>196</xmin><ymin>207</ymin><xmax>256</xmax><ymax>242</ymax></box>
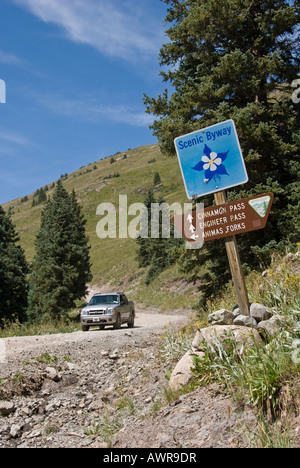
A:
<box><xmin>202</xmin><ymin>152</ymin><xmax>222</xmax><ymax>172</ymax></box>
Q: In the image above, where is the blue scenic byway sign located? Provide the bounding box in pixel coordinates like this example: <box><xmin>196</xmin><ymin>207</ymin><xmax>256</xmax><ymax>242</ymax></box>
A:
<box><xmin>174</xmin><ymin>119</ymin><xmax>248</xmax><ymax>199</ymax></box>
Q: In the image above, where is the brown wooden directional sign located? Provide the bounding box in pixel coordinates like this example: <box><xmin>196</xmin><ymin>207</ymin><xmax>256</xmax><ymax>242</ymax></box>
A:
<box><xmin>172</xmin><ymin>193</ymin><xmax>274</xmax><ymax>243</ymax></box>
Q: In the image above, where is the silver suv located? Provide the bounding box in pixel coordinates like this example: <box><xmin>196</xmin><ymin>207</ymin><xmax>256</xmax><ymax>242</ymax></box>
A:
<box><xmin>81</xmin><ymin>293</ymin><xmax>135</xmax><ymax>332</ymax></box>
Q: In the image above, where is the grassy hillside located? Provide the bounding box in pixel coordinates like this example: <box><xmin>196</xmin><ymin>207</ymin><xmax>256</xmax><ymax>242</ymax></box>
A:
<box><xmin>3</xmin><ymin>144</ymin><xmax>201</xmax><ymax>310</ymax></box>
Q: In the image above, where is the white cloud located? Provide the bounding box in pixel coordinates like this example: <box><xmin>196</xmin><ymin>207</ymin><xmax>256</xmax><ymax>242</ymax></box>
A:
<box><xmin>0</xmin><ymin>50</ymin><xmax>22</xmax><ymax>65</ymax></box>
<box><xmin>12</xmin><ymin>0</ymin><xmax>164</xmax><ymax>62</ymax></box>
<box><xmin>34</xmin><ymin>92</ymin><xmax>153</xmax><ymax>127</ymax></box>
<box><xmin>0</xmin><ymin>127</ymin><xmax>35</xmax><ymax>156</ymax></box>
<box><xmin>0</xmin><ymin>128</ymin><xmax>32</xmax><ymax>146</ymax></box>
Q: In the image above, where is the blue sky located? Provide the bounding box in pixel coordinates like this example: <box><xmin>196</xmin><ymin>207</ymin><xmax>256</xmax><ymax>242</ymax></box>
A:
<box><xmin>0</xmin><ymin>0</ymin><xmax>168</xmax><ymax>204</ymax></box>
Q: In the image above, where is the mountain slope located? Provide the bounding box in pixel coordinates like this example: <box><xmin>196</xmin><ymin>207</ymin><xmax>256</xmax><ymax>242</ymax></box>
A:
<box><xmin>3</xmin><ymin>144</ymin><xmax>199</xmax><ymax>309</ymax></box>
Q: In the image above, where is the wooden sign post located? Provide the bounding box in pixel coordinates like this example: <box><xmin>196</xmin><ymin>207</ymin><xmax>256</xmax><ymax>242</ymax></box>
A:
<box><xmin>172</xmin><ymin>192</ymin><xmax>274</xmax><ymax>243</ymax></box>
<box><xmin>214</xmin><ymin>191</ymin><xmax>250</xmax><ymax>316</ymax></box>
<box><xmin>172</xmin><ymin>191</ymin><xmax>274</xmax><ymax>316</ymax></box>
<box><xmin>174</xmin><ymin>120</ymin><xmax>273</xmax><ymax>318</ymax></box>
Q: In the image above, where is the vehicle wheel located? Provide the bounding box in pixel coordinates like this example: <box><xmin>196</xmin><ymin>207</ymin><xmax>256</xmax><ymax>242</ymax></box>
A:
<box><xmin>127</xmin><ymin>312</ymin><xmax>135</xmax><ymax>328</ymax></box>
<box><xmin>82</xmin><ymin>325</ymin><xmax>90</xmax><ymax>332</ymax></box>
<box><xmin>114</xmin><ymin>314</ymin><xmax>121</xmax><ymax>329</ymax></box>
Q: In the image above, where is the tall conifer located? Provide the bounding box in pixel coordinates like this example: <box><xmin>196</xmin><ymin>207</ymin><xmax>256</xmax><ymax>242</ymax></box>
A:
<box><xmin>144</xmin><ymin>0</ymin><xmax>300</xmax><ymax>303</ymax></box>
<box><xmin>0</xmin><ymin>206</ymin><xmax>29</xmax><ymax>324</ymax></box>
<box><xmin>28</xmin><ymin>181</ymin><xmax>92</xmax><ymax>321</ymax></box>
<box><xmin>136</xmin><ymin>191</ymin><xmax>183</xmax><ymax>284</ymax></box>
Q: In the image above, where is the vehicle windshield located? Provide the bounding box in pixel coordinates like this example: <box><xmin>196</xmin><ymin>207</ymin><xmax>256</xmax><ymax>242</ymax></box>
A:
<box><xmin>88</xmin><ymin>295</ymin><xmax>119</xmax><ymax>306</ymax></box>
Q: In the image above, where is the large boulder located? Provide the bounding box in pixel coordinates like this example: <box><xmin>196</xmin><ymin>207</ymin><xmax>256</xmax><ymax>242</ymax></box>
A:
<box><xmin>232</xmin><ymin>303</ymin><xmax>272</xmax><ymax>321</ymax></box>
<box><xmin>195</xmin><ymin>325</ymin><xmax>263</xmax><ymax>351</ymax></box>
<box><xmin>169</xmin><ymin>350</ymin><xmax>205</xmax><ymax>391</ymax></box>
<box><xmin>257</xmin><ymin>314</ymin><xmax>288</xmax><ymax>340</ymax></box>
<box><xmin>233</xmin><ymin>315</ymin><xmax>258</xmax><ymax>328</ymax></box>
<box><xmin>207</xmin><ymin>309</ymin><xmax>234</xmax><ymax>326</ymax></box>
<box><xmin>170</xmin><ymin>324</ymin><xmax>263</xmax><ymax>391</ymax></box>
<box><xmin>250</xmin><ymin>303</ymin><xmax>272</xmax><ymax>323</ymax></box>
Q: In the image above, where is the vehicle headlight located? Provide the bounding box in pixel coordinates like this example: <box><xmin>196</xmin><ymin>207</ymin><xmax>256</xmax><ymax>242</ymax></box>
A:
<box><xmin>107</xmin><ymin>308</ymin><xmax>116</xmax><ymax>315</ymax></box>
<box><xmin>81</xmin><ymin>310</ymin><xmax>88</xmax><ymax>316</ymax></box>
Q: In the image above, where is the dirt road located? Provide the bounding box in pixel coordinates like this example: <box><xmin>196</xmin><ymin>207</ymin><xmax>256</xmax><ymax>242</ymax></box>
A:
<box><xmin>0</xmin><ymin>310</ymin><xmax>260</xmax><ymax>449</ymax></box>
<box><xmin>0</xmin><ymin>310</ymin><xmax>196</xmax><ymax>448</ymax></box>
<box><xmin>0</xmin><ymin>311</ymin><xmax>188</xmax><ymax>378</ymax></box>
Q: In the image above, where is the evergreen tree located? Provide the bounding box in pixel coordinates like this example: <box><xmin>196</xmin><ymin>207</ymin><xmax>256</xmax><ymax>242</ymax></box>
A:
<box><xmin>28</xmin><ymin>181</ymin><xmax>92</xmax><ymax>321</ymax></box>
<box><xmin>0</xmin><ymin>206</ymin><xmax>29</xmax><ymax>324</ymax></box>
<box><xmin>153</xmin><ymin>172</ymin><xmax>162</xmax><ymax>186</ymax></box>
<box><xmin>37</xmin><ymin>187</ymin><xmax>47</xmax><ymax>205</ymax></box>
<box><xmin>137</xmin><ymin>191</ymin><xmax>183</xmax><ymax>284</ymax></box>
<box><xmin>136</xmin><ymin>191</ymin><xmax>156</xmax><ymax>269</ymax></box>
<box><xmin>144</xmin><ymin>0</ymin><xmax>300</xmax><ymax>304</ymax></box>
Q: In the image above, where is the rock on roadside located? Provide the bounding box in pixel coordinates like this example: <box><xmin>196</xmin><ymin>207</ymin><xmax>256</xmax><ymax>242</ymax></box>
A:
<box><xmin>169</xmin><ymin>325</ymin><xmax>263</xmax><ymax>391</ymax></box>
<box><xmin>0</xmin><ymin>401</ymin><xmax>15</xmax><ymax>417</ymax></box>
<box><xmin>194</xmin><ymin>325</ymin><xmax>263</xmax><ymax>351</ymax></box>
<box><xmin>169</xmin><ymin>350</ymin><xmax>205</xmax><ymax>391</ymax></box>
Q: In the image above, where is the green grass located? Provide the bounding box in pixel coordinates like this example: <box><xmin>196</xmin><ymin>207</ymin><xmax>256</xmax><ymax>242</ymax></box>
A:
<box><xmin>191</xmin><ymin>251</ymin><xmax>300</xmax><ymax>447</ymax></box>
<box><xmin>0</xmin><ymin>317</ymin><xmax>80</xmax><ymax>338</ymax></box>
<box><xmin>3</xmin><ymin>144</ymin><xmax>193</xmax><ymax>306</ymax></box>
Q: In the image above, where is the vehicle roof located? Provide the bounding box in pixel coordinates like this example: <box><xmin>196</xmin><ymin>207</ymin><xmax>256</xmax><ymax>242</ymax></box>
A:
<box><xmin>92</xmin><ymin>292</ymin><xmax>124</xmax><ymax>296</ymax></box>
